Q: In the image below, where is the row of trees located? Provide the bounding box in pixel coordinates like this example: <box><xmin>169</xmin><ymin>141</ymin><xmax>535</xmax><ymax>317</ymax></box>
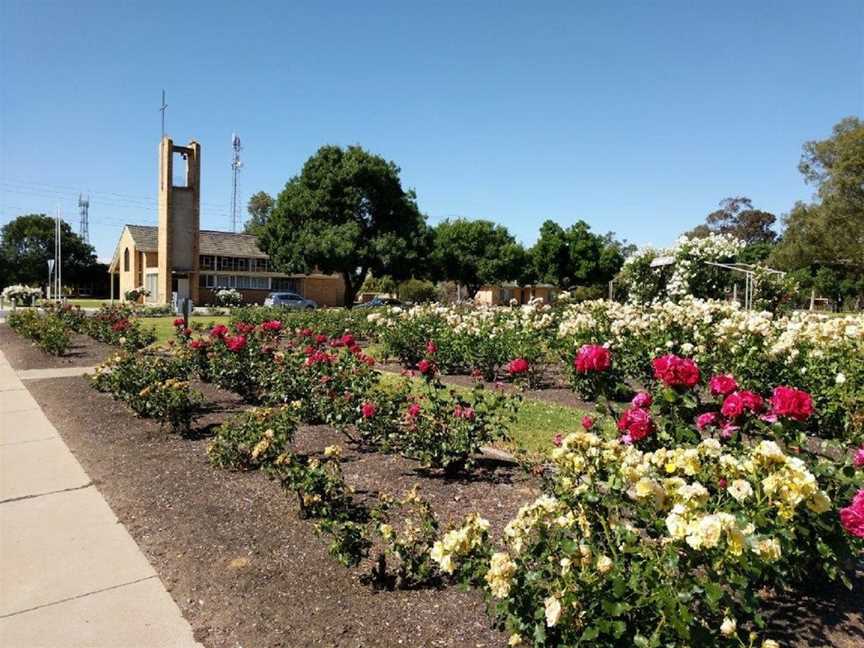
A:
<box><xmin>0</xmin><ymin>214</ymin><xmax>107</xmax><ymax>296</ymax></box>
<box><xmin>248</xmin><ymin>145</ymin><xmax>628</xmax><ymax>305</ymax></box>
<box><xmin>683</xmin><ymin>116</ymin><xmax>864</xmax><ymax>309</ymax></box>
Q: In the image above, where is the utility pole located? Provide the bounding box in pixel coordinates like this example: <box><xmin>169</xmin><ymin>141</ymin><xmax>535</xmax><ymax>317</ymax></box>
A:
<box><xmin>78</xmin><ymin>194</ymin><xmax>90</xmax><ymax>243</ymax></box>
<box><xmin>230</xmin><ymin>133</ymin><xmax>243</xmax><ymax>232</ymax></box>
<box><xmin>55</xmin><ymin>207</ymin><xmax>63</xmax><ymax>301</ymax></box>
<box><xmin>160</xmin><ymin>89</ymin><xmax>168</xmax><ymax>139</ymax></box>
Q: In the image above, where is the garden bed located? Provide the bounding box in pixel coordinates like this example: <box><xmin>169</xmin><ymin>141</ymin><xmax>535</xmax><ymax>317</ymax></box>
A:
<box><xmin>0</xmin><ymin>322</ymin><xmax>113</xmax><ymax>370</ymax></box>
<box><xmin>25</xmin><ymin>373</ymin><xmax>529</xmax><ymax>647</ymax></box>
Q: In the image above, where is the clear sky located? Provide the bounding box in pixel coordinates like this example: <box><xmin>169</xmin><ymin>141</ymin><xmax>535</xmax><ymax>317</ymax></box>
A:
<box><xmin>1</xmin><ymin>0</ymin><xmax>861</xmax><ymax>262</ymax></box>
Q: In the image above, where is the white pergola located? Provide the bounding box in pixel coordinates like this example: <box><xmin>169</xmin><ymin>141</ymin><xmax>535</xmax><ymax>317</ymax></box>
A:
<box><xmin>703</xmin><ymin>261</ymin><xmax>786</xmax><ymax>310</ymax></box>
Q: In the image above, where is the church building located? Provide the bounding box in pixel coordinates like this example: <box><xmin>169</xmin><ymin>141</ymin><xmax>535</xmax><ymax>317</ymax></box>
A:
<box><xmin>107</xmin><ymin>138</ymin><xmax>345</xmax><ymax>306</ymax></box>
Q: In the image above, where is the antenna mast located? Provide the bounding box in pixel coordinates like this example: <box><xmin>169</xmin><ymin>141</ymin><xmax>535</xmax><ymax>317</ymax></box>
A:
<box><xmin>230</xmin><ymin>133</ymin><xmax>243</xmax><ymax>232</ymax></box>
<box><xmin>160</xmin><ymin>89</ymin><xmax>168</xmax><ymax>139</ymax></box>
<box><xmin>78</xmin><ymin>194</ymin><xmax>90</xmax><ymax>243</ymax></box>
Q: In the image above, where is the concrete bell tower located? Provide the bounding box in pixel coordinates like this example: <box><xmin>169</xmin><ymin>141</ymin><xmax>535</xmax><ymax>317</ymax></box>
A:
<box><xmin>157</xmin><ymin>137</ymin><xmax>201</xmax><ymax>305</ymax></box>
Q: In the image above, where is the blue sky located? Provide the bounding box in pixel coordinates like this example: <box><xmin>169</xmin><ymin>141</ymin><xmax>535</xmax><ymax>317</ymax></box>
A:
<box><xmin>1</xmin><ymin>1</ymin><xmax>861</xmax><ymax>261</ymax></box>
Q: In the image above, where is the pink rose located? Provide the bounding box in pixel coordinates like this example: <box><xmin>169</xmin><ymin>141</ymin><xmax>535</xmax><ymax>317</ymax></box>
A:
<box><xmin>839</xmin><ymin>490</ymin><xmax>864</xmax><ymax>538</ymax></box>
<box><xmin>235</xmin><ymin>322</ymin><xmax>255</xmax><ymax>335</ymax></box>
<box><xmin>696</xmin><ymin>412</ymin><xmax>719</xmax><ymax>430</ymax></box>
<box><xmin>853</xmin><ymin>447</ymin><xmax>864</xmax><ymax>469</ymax></box>
<box><xmin>771</xmin><ymin>386</ymin><xmax>814</xmax><ymax>421</ymax></box>
<box><xmin>426</xmin><ymin>340</ymin><xmax>438</xmax><ymax>355</ymax></box>
<box><xmin>721</xmin><ymin>393</ymin><xmax>745</xmax><ymax>419</ymax></box>
<box><xmin>553</xmin><ymin>433</ymin><xmax>563</xmax><ymax>447</ymax></box>
<box><xmin>574</xmin><ymin>345</ymin><xmax>611</xmax><ymax>373</ymax></box>
<box><xmin>652</xmin><ymin>354</ymin><xmax>700</xmax><ymax>389</ymax></box>
<box><xmin>507</xmin><ymin>358</ymin><xmax>530</xmax><ymax>375</ymax></box>
<box><xmin>581</xmin><ymin>416</ymin><xmax>594</xmax><ymax>430</ymax></box>
<box><xmin>262</xmin><ymin>320</ymin><xmax>282</xmax><ymax>332</ymax></box>
<box><xmin>407</xmin><ymin>403</ymin><xmax>421</xmax><ymax>418</ymax></box>
<box><xmin>631</xmin><ymin>392</ymin><xmax>652</xmax><ymax>409</ymax></box>
<box><xmin>709</xmin><ymin>374</ymin><xmax>738</xmax><ymax>397</ymax></box>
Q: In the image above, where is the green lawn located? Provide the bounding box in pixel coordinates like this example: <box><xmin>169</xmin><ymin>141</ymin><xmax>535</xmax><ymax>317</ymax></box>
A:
<box><xmin>137</xmin><ymin>315</ymin><xmax>231</xmax><ymax>345</ymax></box>
<box><xmin>56</xmin><ymin>298</ymin><xmax>112</xmax><ymax>308</ymax></box>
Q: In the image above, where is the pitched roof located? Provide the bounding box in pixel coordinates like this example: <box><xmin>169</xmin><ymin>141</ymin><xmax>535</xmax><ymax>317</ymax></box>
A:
<box><xmin>124</xmin><ymin>224</ymin><xmax>269</xmax><ymax>259</ymax></box>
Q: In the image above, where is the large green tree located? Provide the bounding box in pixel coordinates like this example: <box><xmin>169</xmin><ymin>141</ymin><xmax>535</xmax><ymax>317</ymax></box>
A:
<box><xmin>259</xmin><ymin>145</ymin><xmax>431</xmax><ymax>306</ymax></box>
<box><xmin>687</xmin><ymin>196</ymin><xmax>777</xmax><ymax>245</ymax></box>
<box><xmin>771</xmin><ymin>117</ymin><xmax>864</xmax><ymax>307</ymax></box>
<box><xmin>431</xmin><ymin>218</ymin><xmax>528</xmax><ymax>297</ymax></box>
<box><xmin>244</xmin><ymin>191</ymin><xmax>274</xmax><ymax>237</ymax></box>
<box><xmin>530</xmin><ymin>219</ymin><xmax>625</xmax><ymax>288</ymax></box>
<box><xmin>0</xmin><ymin>214</ymin><xmax>99</xmax><ymax>289</ymax></box>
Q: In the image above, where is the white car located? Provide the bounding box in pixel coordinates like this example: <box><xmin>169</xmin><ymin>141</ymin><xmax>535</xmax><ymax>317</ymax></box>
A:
<box><xmin>263</xmin><ymin>292</ymin><xmax>317</xmax><ymax>310</ymax></box>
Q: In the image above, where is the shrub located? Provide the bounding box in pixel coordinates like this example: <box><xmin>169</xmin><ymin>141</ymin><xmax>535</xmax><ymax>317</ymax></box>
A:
<box><xmin>2</xmin><ymin>284</ymin><xmax>42</xmax><ymax>306</ymax></box>
<box><xmin>8</xmin><ymin>310</ymin><xmax>70</xmax><ymax>356</ymax></box>
<box><xmin>124</xmin><ymin>286</ymin><xmax>150</xmax><ymax>302</ymax></box>
<box><xmin>208</xmin><ymin>406</ymin><xmax>298</xmax><ymax>471</ymax></box>
<box><xmin>398</xmin><ymin>278</ymin><xmax>437</xmax><ymax>304</ymax></box>
<box><xmin>214</xmin><ymin>287</ymin><xmax>242</xmax><ymax>307</ymax></box>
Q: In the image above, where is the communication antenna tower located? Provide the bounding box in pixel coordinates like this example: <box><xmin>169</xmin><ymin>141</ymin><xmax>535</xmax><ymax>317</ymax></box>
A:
<box><xmin>78</xmin><ymin>194</ymin><xmax>90</xmax><ymax>243</ymax></box>
<box><xmin>231</xmin><ymin>133</ymin><xmax>243</xmax><ymax>232</ymax></box>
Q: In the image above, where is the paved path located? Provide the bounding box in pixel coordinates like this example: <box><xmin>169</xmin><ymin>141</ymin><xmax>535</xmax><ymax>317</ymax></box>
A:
<box><xmin>16</xmin><ymin>366</ymin><xmax>99</xmax><ymax>381</ymax></box>
<box><xmin>0</xmin><ymin>349</ymin><xmax>202</xmax><ymax>648</ymax></box>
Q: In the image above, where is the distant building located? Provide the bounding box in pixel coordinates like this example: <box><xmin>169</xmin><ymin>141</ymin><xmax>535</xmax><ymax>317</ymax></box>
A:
<box><xmin>107</xmin><ymin>137</ymin><xmax>344</xmax><ymax>306</ymax></box>
<box><xmin>474</xmin><ymin>283</ymin><xmax>559</xmax><ymax>305</ymax></box>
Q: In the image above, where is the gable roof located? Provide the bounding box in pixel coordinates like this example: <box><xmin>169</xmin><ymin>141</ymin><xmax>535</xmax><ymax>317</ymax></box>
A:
<box><xmin>123</xmin><ymin>225</ymin><xmax>269</xmax><ymax>258</ymax></box>
<box><xmin>109</xmin><ymin>224</ymin><xmax>270</xmax><ymax>272</ymax></box>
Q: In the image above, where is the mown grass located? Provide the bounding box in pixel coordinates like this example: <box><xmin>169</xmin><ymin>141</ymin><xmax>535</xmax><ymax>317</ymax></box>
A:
<box><xmin>139</xmin><ymin>315</ymin><xmax>231</xmax><ymax>345</ymax></box>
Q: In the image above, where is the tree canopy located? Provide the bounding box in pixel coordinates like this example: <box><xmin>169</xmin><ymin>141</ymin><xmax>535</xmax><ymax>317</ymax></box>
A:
<box><xmin>0</xmin><ymin>214</ymin><xmax>100</xmax><ymax>289</ymax></box>
<box><xmin>688</xmin><ymin>196</ymin><xmax>777</xmax><ymax>245</ymax></box>
<box><xmin>244</xmin><ymin>191</ymin><xmax>274</xmax><ymax>237</ymax></box>
<box><xmin>431</xmin><ymin>218</ymin><xmax>528</xmax><ymax>297</ymax></box>
<box><xmin>258</xmin><ymin>145</ymin><xmax>430</xmax><ymax>306</ymax></box>
<box><xmin>530</xmin><ymin>219</ymin><xmax>625</xmax><ymax>288</ymax></box>
<box><xmin>771</xmin><ymin>116</ymin><xmax>864</xmax><ymax>307</ymax></box>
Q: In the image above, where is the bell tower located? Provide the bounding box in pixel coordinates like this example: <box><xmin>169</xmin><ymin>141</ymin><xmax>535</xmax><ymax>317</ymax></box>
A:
<box><xmin>157</xmin><ymin>137</ymin><xmax>201</xmax><ymax>305</ymax></box>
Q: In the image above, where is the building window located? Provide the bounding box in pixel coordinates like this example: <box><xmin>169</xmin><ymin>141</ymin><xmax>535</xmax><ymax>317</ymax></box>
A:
<box><xmin>123</xmin><ymin>248</ymin><xmax>130</xmax><ymax>272</ymax></box>
<box><xmin>235</xmin><ymin>257</ymin><xmax>248</xmax><ymax>272</ymax></box>
<box><xmin>200</xmin><ymin>255</ymin><xmax>214</xmax><ymax>270</ymax></box>
<box><xmin>252</xmin><ymin>258</ymin><xmax>269</xmax><ymax>272</ymax></box>
<box><xmin>272</xmin><ymin>277</ymin><xmax>299</xmax><ymax>292</ymax></box>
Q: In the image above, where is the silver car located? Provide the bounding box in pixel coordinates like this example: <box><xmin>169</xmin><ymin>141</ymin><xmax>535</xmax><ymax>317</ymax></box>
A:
<box><xmin>264</xmin><ymin>292</ymin><xmax>317</xmax><ymax>310</ymax></box>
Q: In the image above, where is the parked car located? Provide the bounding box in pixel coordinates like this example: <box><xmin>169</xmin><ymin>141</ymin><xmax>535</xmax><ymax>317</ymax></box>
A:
<box><xmin>355</xmin><ymin>296</ymin><xmax>403</xmax><ymax>308</ymax></box>
<box><xmin>264</xmin><ymin>292</ymin><xmax>317</xmax><ymax>309</ymax></box>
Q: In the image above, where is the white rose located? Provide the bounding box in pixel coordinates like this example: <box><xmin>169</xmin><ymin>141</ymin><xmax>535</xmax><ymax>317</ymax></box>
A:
<box><xmin>544</xmin><ymin>595</ymin><xmax>562</xmax><ymax>627</ymax></box>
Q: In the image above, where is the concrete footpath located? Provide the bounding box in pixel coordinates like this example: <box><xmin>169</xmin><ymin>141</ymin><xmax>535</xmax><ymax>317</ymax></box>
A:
<box><xmin>0</xmin><ymin>349</ymin><xmax>202</xmax><ymax>648</ymax></box>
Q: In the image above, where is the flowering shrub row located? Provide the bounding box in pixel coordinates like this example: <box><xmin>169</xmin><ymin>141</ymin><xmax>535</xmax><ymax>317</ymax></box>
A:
<box><xmin>8</xmin><ymin>309</ymin><xmax>70</xmax><ymax>355</ymax></box>
<box><xmin>89</xmin><ymin>351</ymin><xmax>202</xmax><ymax>434</ymax></box>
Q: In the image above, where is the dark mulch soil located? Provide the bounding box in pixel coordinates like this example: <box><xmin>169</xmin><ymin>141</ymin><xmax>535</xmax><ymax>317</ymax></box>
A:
<box><xmin>0</xmin><ymin>324</ymin><xmax>113</xmax><ymax>370</ymax></box>
<box><xmin>3</xmin><ymin>327</ymin><xmax>860</xmax><ymax>648</ymax></box>
<box><xmin>24</xmin><ymin>374</ymin><xmax>528</xmax><ymax>648</ymax></box>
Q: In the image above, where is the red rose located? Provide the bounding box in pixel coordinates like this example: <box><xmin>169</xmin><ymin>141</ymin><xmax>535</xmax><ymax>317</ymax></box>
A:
<box><xmin>581</xmin><ymin>416</ymin><xmax>594</xmax><ymax>430</ymax></box>
<box><xmin>111</xmin><ymin>319</ymin><xmax>130</xmax><ymax>333</ymax></box>
<box><xmin>235</xmin><ymin>322</ymin><xmax>255</xmax><ymax>335</ymax></box>
<box><xmin>189</xmin><ymin>339</ymin><xmax>206</xmax><ymax>350</ymax></box>
<box><xmin>738</xmin><ymin>390</ymin><xmax>764</xmax><ymax>413</ymax></box>
<box><xmin>617</xmin><ymin>407</ymin><xmax>653</xmax><ymax>441</ymax></box>
<box><xmin>315</xmin><ymin>334</ymin><xmax>328</xmax><ymax>345</ymax></box>
<box><xmin>341</xmin><ymin>333</ymin><xmax>356</xmax><ymax>347</ymax></box>
<box><xmin>299</xmin><ymin>327</ymin><xmax>313</xmax><ymax>337</ymax></box>
<box><xmin>226</xmin><ymin>335</ymin><xmax>247</xmax><ymax>352</ymax></box>
<box><xmin>173</xmin><ymin>317</ymin><xmax>186</xmax><ymax>327</ymax></box>
<box><xmin>507</xmin><ymin>358</ymin><xmax>530</xmax><ymax>375</ymax></box>
<box><xmin>426</xmin><ymin>340</ymin><xmax>438</xmax><ymax>355</ymax></box>
<box><xmin>407</xmin><ymin>403</ymin><xmax>421</xmax><ymax>418</ymax></box>
<box><xmin>262</xmin><ymin>320</ymin><xmax>282</xmax><ymax>332</ymax></box>
<box><xmin>574</xmin><ymin>345</ymin><xmax>611</xmax><ymax>373</ymax></box>
<box><xmin>210</xmin><ymin>324</ymin><xmax>229</xmax><ymax>339</ymax></box>
<box><xmin>709</xmin><ymin>374</ymin><xmax>738</xmax><ymax>397</ymax></box>
<box><xmin>417</xmin><ymin>359</ymin><xmax>435</xmax><ymax>376</ymax></box>
<box><xmin>652</xmin><ymin>354</ymin><xmax>700</xmax><ymax>389</ymax></box>
<box><xmin>770</xmin><ymin>386</ymin><xmax>814</xmax><ymax>421</ymax></box>
<box><xmin>361</xmin><ymin>402</ymin><xmax>377</xmax><ymax>418</ymax></box>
